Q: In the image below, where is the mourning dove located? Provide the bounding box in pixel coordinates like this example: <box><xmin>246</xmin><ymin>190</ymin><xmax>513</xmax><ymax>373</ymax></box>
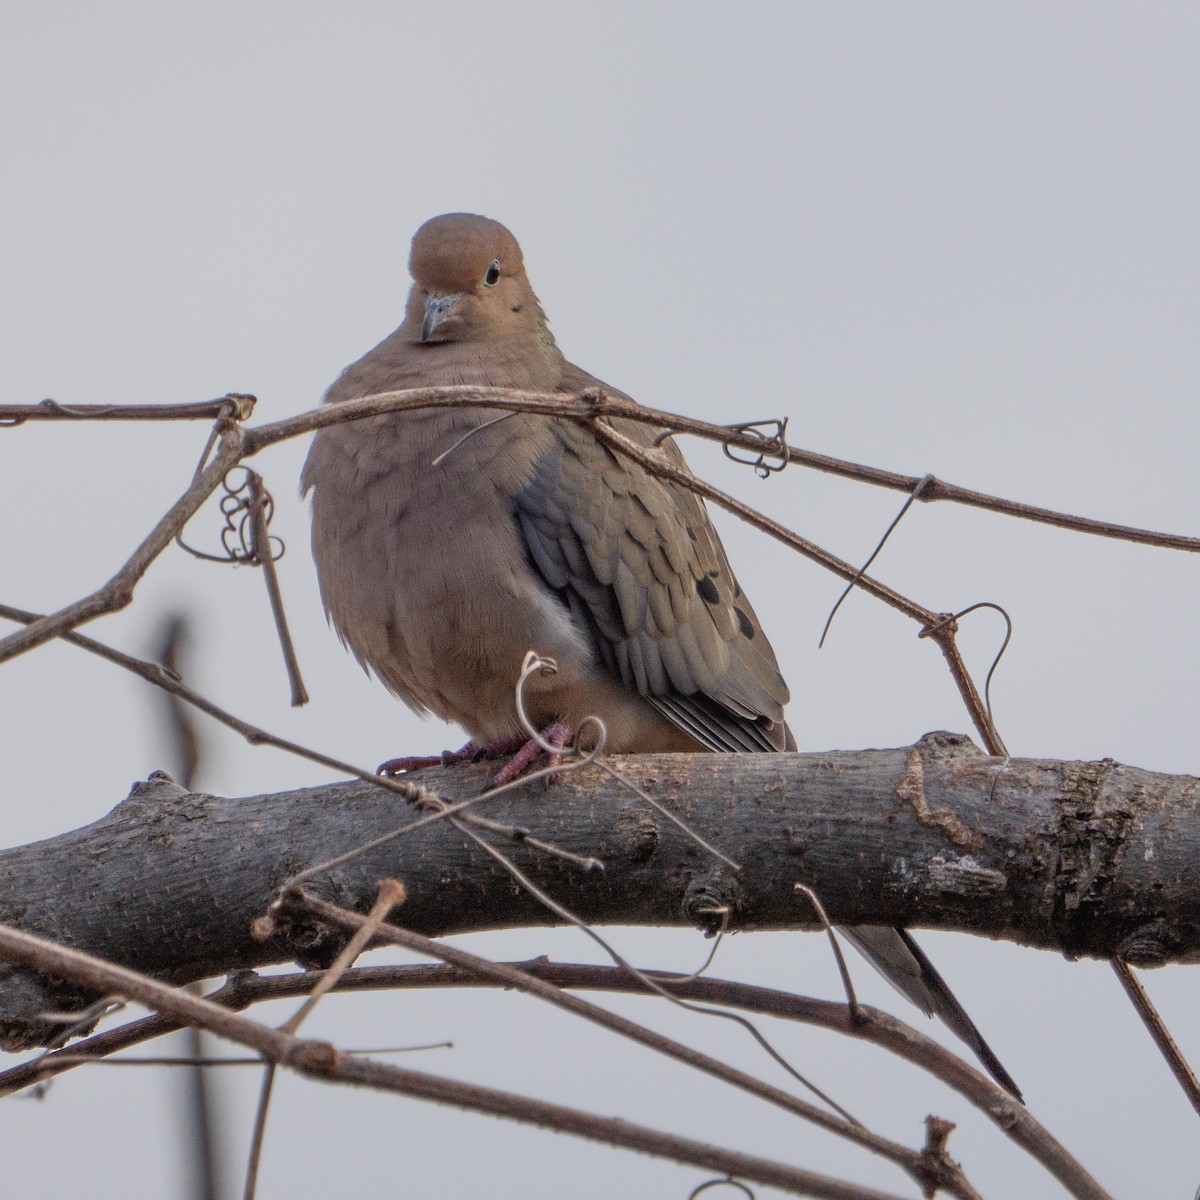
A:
<box><xmin>302</xmin><ymin>213</ymin><xmax>1020</xmax><ymax>1100</ymax></box>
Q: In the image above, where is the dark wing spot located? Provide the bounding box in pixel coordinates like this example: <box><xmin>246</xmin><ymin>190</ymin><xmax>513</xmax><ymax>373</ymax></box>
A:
<box><xmin>686</xmin><ymin>525</ymin><xmax>698</xmax><ymax>541</ymax></box>
<box><xmin>511</xmin><ymin>304</ymin><xmax>524</xmax><ymax>312</ymax></box>
<box><xmin>696</xmin><ymin>575</ymin><xmax>720</xmax><ymax>605</ymax></box>
<box><xmin>734</xmin><ymin>607</ymin><xmax>755</xmax><ymax>638</ymax></box>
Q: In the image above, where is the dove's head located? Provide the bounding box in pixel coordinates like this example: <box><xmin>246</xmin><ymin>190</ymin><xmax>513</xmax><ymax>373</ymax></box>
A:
<box><xmin>406</xmin><ymin>213</ymin><xmax>548</xmax><ymax>346</ymax></box>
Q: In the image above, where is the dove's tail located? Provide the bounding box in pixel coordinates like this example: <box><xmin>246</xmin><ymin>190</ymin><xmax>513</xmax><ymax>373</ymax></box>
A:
<box><xmin>839</xmin><ymin>924</ymin><xmax>1023</xmax><ymax>1101</ymax></box>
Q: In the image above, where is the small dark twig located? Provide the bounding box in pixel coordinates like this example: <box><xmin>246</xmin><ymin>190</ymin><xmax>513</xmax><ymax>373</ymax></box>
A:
<box><xmin>1111</xmin><ymin>959</ymin><xmax>1200</xmax><ymax>1117</ymax></box>
<box><xmin>918</xmin><ymin>1117</ymin><xmax>964</xmax><ymax>1200</ymax></box>
<box><xmin>820</xmin><ymin>475</ymin><xmax>933</xmax><ymax>648</ymax></box>
<box><xmin>242</xmin><ymin>1065</ymin><xmax>274</xmax><ymax>1200</ymax></box>
<box><xmin>0</xmin><ymin>419</ymin><xmax>247</xmax><ymax>666</ymax></box>
<box><xmin>245</xmin><ymin>472</ymin><xmax>308</xmax><ymax>707</ymax></box>
<box><xmin>0</xmin><ymin>602</ymin><xmax>428</xmax><ymax>806</ymax></box>
<box><xmin>920</xmin><ymin>603</ymin><xmax>1013</xmax><ymax>758</ymax></box>
<box><xmin>793</xmin><ymin>884</ymin><xmax>860</xmax><ymax>1020</ymax></box>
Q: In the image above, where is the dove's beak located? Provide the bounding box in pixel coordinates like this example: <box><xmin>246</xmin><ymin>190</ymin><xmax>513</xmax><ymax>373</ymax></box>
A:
<box><xmin>421</xmin><ymin>293</ymin><xmax>463</xmax><ymax>342</ymax></box>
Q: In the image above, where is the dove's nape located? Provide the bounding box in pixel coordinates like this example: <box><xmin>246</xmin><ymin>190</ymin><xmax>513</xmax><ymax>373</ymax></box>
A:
<box><xmin>301</xmin><ymin>212</ymin><xmax>1021</xmax><ymax>1101</ymax></box>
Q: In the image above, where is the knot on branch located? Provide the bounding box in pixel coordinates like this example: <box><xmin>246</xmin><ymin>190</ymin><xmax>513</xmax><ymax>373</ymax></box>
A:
<box><xmin>915</xmin><ymin>1115</ymin><xmax>962</xmax><ymax>1195</ymax></box>
<box><xmin>913</xmin><ymin>730</ymin><xmax>985</xmax><ymax>759</ymax></box>
<box><xmin>254</xmin><ymin>888</ymin><xmax>349</xmax><ymax>971</ymax></box>
<box><xmin>576</xmin><ymin>386</ymin><xmax>608</xmax><ymax>417</ymax></box>
<box><xmin>683</xmin><ymin>873</ymin><xmax>738</xmax><ymax>936</ymax></box>
<box><xmin>1116</xmin><ymin>920</ymin><xmax>1175</xmax><ymax>968</ymax></box>
<box><xmin>0</xmin><ymin>964</ymin><xmax>97</xmax><ymax>1052</ymax></box>
<box><xmin>115</xmin><ymin>772</ymin><xmax>210</xmax><ymax>828</ymax></box>
<box><xmin>614</xmin><ymin>805</ymin><xmax>660</xmax><ymax>863</ymax></box>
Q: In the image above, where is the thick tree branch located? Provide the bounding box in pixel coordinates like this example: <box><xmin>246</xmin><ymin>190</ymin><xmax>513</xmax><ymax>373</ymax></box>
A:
<box><xmin>1</xmin><ymin>732</ymin><xmax>1195</xmax><ymax>1052</ymax></box>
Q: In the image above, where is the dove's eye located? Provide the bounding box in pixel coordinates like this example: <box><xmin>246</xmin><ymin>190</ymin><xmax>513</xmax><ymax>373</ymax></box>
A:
<box><xmin>482</xmin><ymin>260</ymin><xmax>501</xmax><ymax>287</ymax></box>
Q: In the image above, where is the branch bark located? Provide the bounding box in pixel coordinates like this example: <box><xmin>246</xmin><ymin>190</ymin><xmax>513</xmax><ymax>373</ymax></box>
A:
<box><xmin>2</xmin><ymin>732</ymin><xmax>1196</xmax><ymax>1050</ymax></box>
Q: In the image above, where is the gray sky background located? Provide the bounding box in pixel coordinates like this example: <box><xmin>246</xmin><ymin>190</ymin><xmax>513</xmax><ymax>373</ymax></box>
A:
<box><xmin>2</xmin><ymin>4</ymin><xmax>1198</xmax><ymax>1197</ymax></box>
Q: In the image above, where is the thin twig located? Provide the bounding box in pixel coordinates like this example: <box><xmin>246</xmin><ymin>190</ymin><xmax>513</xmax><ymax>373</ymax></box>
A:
<box><xmin>0</xmin><ymin>602</ymin><xmax>428</xmax><ymax>804</ymax></box>
<box><xmin>0</xmin><ymin>395</ymin><xmax>256</xmax><ymax>424</ymax></box>
<box><xmin>9</xmin><ymin>387</ymin><xmax>1192</xmax><ymax>551</ymax></box>
<box><xmin>244</xmin><ymin>877</ymin><xmax>406</xmax><ymax>1200</ymax></box>
<box><xmin>245</xmin><ymin>471</ymin><xmax>309</xmax><ymax>707</ymax></box>
<box><xmin>0</xmin><ymin>923</ymin><xmax>914</xmax><ymax>1200</ymax></box>
<box><xmin>1111</xmin><ymin>959</ymin><xmax>1200</xmax><ymax>1117</ymax></box>
<box><xmin>793</xmin><ymin>885</ymin><xmax>860</xmax><ymax>1018</ymax></box>
<box><xmin>922</xmin><ymin>619</ymin><xmax>1006</xmax><ymax>757</ymax></box>
<box><xmin>675</xmin><ymin>907</ymin><xmax>729</xmax><ymax>983</ymax></box>
<box><xmin>820</xmin><ymin>475</ymin><xmax>933</xmax><ymax>647</ymax></box>
<box><xmin>920</xmin><ymin>603</ymin><xmax>1014</xmax><ymax>757</ymax></box>
<box><xmin>286</xmin><ymin>892</ymin><xmax>979</xmax><ymax>1199</ymax></box>
<box><xmin>585</xmin><ymin>417</ymin><xmax>1001</xmax><ymax>753</ymax></box>
<box><xmin>242</xmin><ymin>386</ymin><xmax>1200</xmax><ymax>552</ymax></box>
<box><xmin>277</xmin><ymin>880</ymin><xmax>406</xmax><ymax>1036</ymax></box>
<box><xmin>242</xmin><ymin>468</ymin><xmax>309</xmax><ymax>705</ymax></box>
<box><xmin>242</xmin><ymin>1065</ymin><xmax>275</xmax><ymax>1200</ymax></box>
<box><xmin>0</xmin><ymin>419</ymin><xmax>247</xmax><ymax>665</ymax></box>
<box><xmin>45</xmin><ymin>1043</ymin><xmax>451</xmax><ymax>1067</ymax></box>
<box><xmin>0</xmin><ymin>961</ymin><xmax>1113</xmax><ymax>1200</ymax></box>
<box><xmin>449</xmin><ymin>809</ymin><xmax>604</xmax><ymax>871</ymax></box>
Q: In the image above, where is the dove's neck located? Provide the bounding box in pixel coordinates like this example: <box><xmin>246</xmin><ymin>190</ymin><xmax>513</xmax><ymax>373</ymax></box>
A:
<box><xmin>325</xmin><ymin>320</ymin><xmax>564</xmax><ymax>403</ymax></box>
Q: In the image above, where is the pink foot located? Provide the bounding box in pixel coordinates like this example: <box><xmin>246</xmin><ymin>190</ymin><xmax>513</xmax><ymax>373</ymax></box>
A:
<box><xmin>491</xmin><ymin>721</ymin><xmax>573</xmax><ymax>786</ymax></box>
<box><xmin>378</xmin><ymin>739</ymin><xmax>479</xmax><ymax>776</ymax></box>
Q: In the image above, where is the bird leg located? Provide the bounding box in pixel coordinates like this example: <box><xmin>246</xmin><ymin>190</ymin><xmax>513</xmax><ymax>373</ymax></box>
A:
<box><xmin>377</xmin><ymin>724</ymin><xmax>572</xmax><ymax>782</ymax></box>
<box><xmin>490</xmin><ymin>720</ymin><xmax>573</xmax><ymax>786</ymax></box>
<box><xmin>378</xmin><ymin>740</ymin><xmax>482</xmax><ymax>776</ymax></box>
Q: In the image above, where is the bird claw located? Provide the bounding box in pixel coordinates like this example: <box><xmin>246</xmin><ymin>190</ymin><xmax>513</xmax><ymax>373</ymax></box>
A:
<box><xmin>378</xmin><ymin>739</ymin><xmax>480</xmax><ymax>776</ymax></box>
<box><xmin>377</xmin><ymin>725</ymin><xmax>573</xmax><ymax>783</ymax></box>
<box><xmin>490</xmin><ymin>721</ymin><xmax>572</xmax><ymax>787</ymax></box>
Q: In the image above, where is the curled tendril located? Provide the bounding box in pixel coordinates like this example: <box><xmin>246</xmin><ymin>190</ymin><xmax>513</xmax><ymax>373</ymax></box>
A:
<box><xmin>689</xmin><ymin>1177</ymin><xmax>756</xmax><ymax>1200</ymax></box>
<box><xmin>175</xmin><ymin>467</ymin><xmax>285</xmax><ymax>565</ymax></box>
<box><xmin>920</xmin><ymin>600</ymin><xmax>1013</xmax><ymax>756</ymax></box>
<box><xmin>721</xmin><ymin>417</ymin><xmax>789</xmax><ymax>478</ymax></box>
